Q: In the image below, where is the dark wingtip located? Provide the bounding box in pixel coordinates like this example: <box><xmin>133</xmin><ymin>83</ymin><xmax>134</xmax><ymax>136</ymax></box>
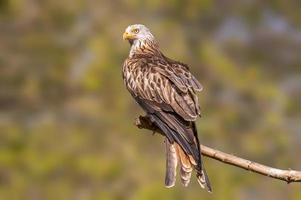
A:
<box><xmin>196</xmin><ymin>169</ymin><xmax>212</xmax><ymax>193</ymax></box>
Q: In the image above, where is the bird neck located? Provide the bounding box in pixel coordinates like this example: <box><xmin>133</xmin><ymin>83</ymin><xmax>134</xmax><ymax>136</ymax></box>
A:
<box><xmin>129</xmin><ymin>39</ymin><xmax>160</xmax><ymax>57</ymax></box>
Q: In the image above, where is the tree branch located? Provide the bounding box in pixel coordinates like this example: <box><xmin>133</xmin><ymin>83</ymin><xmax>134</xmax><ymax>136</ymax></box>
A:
<box><xmin>135</xmin><ymin>115</ymin><xmax>301</xmax><ymax>184</ymax></box>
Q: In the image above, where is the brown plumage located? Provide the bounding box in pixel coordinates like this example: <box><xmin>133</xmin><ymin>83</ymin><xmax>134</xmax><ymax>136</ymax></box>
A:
<box><xmin>122</xmin><ymin>24</ymin><xmax>211</xmax><ymax>192</ymax></box>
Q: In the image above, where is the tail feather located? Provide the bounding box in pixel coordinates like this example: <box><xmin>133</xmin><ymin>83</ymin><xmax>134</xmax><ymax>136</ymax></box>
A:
<box><xmin>148</xmin><ymin>112</ymin><xmax>212</xmax><ymax>192</ymax></box>
<box><xmin>165</xmin><ymin>138</ymin><xmax>178</xmax><ymax>188</ymax></box>
<box><xmin>175</xmin><ymin>144</ymin><xmax>192</xmax><ymax>187</ymax></box>
<box><xmin>180</xmin><ymin>166</ymin><xmax>192</xmax><ymax>187</ymax></box>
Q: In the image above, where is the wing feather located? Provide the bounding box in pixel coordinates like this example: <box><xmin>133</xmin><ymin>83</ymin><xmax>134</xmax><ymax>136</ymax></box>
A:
<box><xmin>123</xmin><ymin>56</ymin><xmax>201</xmax><ymax>121</ymax></box>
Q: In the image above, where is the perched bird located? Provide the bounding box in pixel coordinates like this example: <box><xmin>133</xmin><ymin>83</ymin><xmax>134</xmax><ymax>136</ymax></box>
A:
<box><xmin>122</xmin><ymin>24</ymin><xmax>211</xmax><ymax>192</ymax></box>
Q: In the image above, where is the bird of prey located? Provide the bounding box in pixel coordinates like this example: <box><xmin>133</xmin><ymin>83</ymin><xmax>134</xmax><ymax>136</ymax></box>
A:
<box><xmin>122</xmin><ymin>24</ymin><xmax>211</xmax><ymax>192</ymax></box>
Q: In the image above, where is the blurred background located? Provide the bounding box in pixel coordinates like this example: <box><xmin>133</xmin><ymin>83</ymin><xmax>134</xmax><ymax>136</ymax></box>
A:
<box><xmin>0</xmin><ymin>0</ymin><xmax>301</xmax><ymax>199</ymax></box>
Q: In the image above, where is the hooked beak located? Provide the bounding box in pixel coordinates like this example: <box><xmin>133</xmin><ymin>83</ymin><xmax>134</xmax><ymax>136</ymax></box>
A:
<box><xmin>123</xmin><ymin>31</ymin><xmax>135</xmax><ymax>40</ymax></box>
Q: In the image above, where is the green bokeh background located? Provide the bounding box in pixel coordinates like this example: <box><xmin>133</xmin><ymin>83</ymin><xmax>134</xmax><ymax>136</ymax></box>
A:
<box><xmin>0</xmin><ymin>0</ymin><xmax>301</xmax><ymax>199</ymax></box>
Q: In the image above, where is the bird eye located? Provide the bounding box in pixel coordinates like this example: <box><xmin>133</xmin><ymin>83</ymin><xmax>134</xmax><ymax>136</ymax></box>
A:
<box><xmin>132</xmin><ymin>28</ymin><xmax>139</xmax><ymax>34</ymax></box>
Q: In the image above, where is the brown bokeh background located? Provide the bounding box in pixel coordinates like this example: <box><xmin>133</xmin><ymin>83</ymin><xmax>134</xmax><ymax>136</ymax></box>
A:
<box><xmin>1</xmin><ymin>0</ymin><xmax>301</xmax><ymax>199</ymax></box>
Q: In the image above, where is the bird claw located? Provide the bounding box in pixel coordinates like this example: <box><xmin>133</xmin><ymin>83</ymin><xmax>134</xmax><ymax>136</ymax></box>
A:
<box><xmin>134</xmin><ymin>117</ymin><xmax>141</xmax><ymax>128</ymax></box>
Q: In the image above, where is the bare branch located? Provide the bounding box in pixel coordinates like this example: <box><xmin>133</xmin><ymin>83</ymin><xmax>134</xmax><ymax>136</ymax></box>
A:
<box><xmin>135</xmin><ymin>115</ymin><xmax>301</xmax><ymax>183</ymax></box>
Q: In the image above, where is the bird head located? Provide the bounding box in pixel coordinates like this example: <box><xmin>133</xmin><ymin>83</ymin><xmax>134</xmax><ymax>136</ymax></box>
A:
<box><xmin>123</xmin><ymin>24</ymin><xmax>155</xmax><ymax>45</ymax></box>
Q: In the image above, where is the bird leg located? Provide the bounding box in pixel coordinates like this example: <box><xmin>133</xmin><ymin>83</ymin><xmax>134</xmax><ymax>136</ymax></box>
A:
<box><xmin>135</xmin><ymin>115</ymin><xmax>164</xmax><ymax>136</ymax></box>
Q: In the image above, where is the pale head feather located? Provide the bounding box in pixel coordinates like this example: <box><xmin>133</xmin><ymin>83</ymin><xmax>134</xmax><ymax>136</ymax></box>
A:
<box><xmin>124</xmin><ymin>24</ymin><xmax>155</xmax><ymax>42</ymax></box>
<box><xmin>123</xmin><ymin>24</ymin><xmax>158</xmax><ymax>57</ymax></box>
